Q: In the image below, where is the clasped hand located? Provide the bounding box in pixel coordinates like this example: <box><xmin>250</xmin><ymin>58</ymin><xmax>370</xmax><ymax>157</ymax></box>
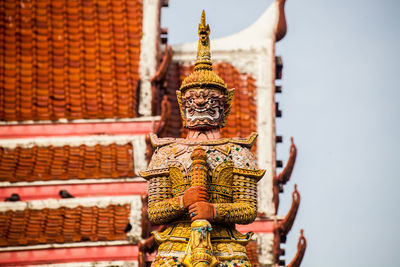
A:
<box><xmin>183</xmin><ymin>186</ymin><xmax>215</xmax><ymax>221</ymax></box>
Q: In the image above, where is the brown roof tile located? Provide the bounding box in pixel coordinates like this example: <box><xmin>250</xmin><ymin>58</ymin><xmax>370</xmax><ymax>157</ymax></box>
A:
<box><xmin>246</xmin><ymin>240</ymin><xmax>260</xmax><ymax>266</ymax></box>
<box><xmin>0</xmin><ymin>0</ymin><xmax>143</xmax><ymax>121</ymax></box>
<box><xmin>0</xmin><ymin>204</ymin><xmax>130</xmax><ymax>247</ymax></box>
<box><xmin>162</xmin><ymin>62</ymin><xmax>184</xmax><ymax>138</ymax></box>
<box><xmin>0</xmin><ymin>143</ymin><xmax>134</xmax><ymax>183</ymax></box>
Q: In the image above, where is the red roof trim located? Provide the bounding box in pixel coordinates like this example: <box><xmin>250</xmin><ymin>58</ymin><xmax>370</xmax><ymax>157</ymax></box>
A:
<box><xmin>0</xmin><ymin>120</ymin><xmax>155</xmax><ymax>138</ymax></box>
<box><xmin>236</xmin><ymin>219</ymin><xmax>275</xmax><ymax>233</ymax></box>
<box><xmin>0</xmin><ymin>245</ymin><xmax>138</xmax><ymax>266</ymax></box>
<box><xmin>0</xmin><ymin>181</ymin><xmax>147</xmax><ymax>201</ymax></box>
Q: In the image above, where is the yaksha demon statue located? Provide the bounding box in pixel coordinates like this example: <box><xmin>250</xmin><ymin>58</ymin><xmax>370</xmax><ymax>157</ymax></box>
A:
<box><xmin>140</xmin><ymin>11</ymin><xmax>265</xmax><ymax>267</ymax></box>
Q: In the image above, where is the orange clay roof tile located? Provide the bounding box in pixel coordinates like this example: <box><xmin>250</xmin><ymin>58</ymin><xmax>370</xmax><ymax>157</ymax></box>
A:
<box><xmin>0</xmin><ymin>143</ymin><xmax>134</xmax><ymax>183</ymax></box>
<box><xmin>0</xmin><ymin>204</ymin><xmax>130</xmax><ymax>247</ymax></box>
<box><xmin>0</xmin><ymin>0</ymin><xmax>143</xmax><ymax>121</ymax></box>
<box><xmin>246</xmin><ymin>240</ymin><xmax>260</xmax><ymax>266</ymax></box>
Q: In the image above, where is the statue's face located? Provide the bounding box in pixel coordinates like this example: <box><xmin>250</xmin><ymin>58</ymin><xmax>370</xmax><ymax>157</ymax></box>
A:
<box><xmin>199</xmin><ymin>30</ymin><xmax>208</xmax><ymax>43</ymax></box>
<box><xmin>182</xmin><ymin>88</ymin><xmax>226</xmax><ymax>129</ymax></box>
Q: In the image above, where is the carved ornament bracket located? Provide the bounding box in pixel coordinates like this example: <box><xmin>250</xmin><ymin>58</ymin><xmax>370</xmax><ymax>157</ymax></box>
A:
<box><xmin>273</xmin><ymin>185</ymin><xmax>301</xmax><ymax>265</ymax></box>
<box><xmin>273</xmin><ymin>137</ymin><xmax>297</xmax><ymax>213</ymax></box>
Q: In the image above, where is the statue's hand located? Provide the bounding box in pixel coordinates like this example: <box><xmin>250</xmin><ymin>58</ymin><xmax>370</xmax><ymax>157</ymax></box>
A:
<box><xmin>188</xmin><ymin>202</ymin><xmax>215</xmax><ymax>222</ymax></box>
<box><xmin>183</xmin><ymin>186</ymin><xmax>208</xmax><ymax>209</ymax></box>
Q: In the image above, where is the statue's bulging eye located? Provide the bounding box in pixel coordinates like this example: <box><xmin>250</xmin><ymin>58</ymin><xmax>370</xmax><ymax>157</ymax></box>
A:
<box><xmin>208</xmin><ymin>99</ymin><xmax>215</xmax><ymax>105</ymax></box>
<box><xmin>188</xmin><ymin>98</ymin><xmax>194</xmax><ymax>105</ymax></box>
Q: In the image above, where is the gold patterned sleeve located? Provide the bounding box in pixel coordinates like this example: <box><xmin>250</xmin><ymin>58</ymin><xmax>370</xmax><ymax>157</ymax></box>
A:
<box><xmin>213</xmin><ymin>168</ymin><xmax>265</xmax><ymax>224</ymax></box>
<box><xmin>140</xmin><ymin>145</ymin><xmax>185</xmax><ymax>225</ymax></box>
<box><xmin>146</xmin><ymin>173</ymin><xmax>185</xmax><ymax>225</ymax></box>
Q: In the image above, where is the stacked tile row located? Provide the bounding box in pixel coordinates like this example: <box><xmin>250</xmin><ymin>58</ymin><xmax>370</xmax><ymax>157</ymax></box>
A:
<box><xmin>0</xmin><ymin>0</ymin><xmax>143</xmax><ymax>121</ymax></box>
<box><xmin>163</xmin><ymin>63</ymin><xmax>257</xmax><ymax>142</ymax></box>
<box><xmin>246</xmin><ymin>240</ymin><xmax>260</xmax><ymax>266</ymax></box>
<box><xmin>0</xmin><ymin>143</ymin><xmax>134</xmax><ymax>183</ymax></box>
<box><xmin>0</xmin><ymin>204</ymin><xmax>130</xmax><ymax>247</ymax></box>
<box><xmin>163</xmin><ymin>62</ymin><xmax>184</xmax><ymax>138</ymax></box>
<box><xmin>213</xmin><ymin>63</ymin><xmax>257</xmax><ymax>140</ymax></box>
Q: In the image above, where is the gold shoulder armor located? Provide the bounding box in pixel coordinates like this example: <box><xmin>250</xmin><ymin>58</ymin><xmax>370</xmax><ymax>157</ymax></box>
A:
<box><xmin>149</xmin><ymin>133</ymin><xmax>177</xmax><ymax>148</ymax></box>
<box><xmin>230</xmin><ymin>132</ymin><xmax>258</xmax><ymax>148</ymax></box>
<box><xmin>139</xmin><ymin>168</ymin><xmax>170</xmax><ymax>180</ymax></box>
<box><xmin>233</xmin><ymin>167</ymin><xmax>266</xmax><ymax>182</ymax></box>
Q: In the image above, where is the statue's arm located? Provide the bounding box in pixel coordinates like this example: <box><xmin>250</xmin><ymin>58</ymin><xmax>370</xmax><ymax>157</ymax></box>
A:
<box><xmin>213</xmin><ymin>171</ymin><xmax>260</xmax><ymax>224</ymax></box>
<box><xmin>213</xmin><ymin>144</ymin><xmax>265</xmax><ymax>225</ymax></box>
<box><xmin>147</xmin><ymin>175</ymin><xmax>185</xmax><ymax>225</ymax></box>
<box><xmin>141</xmin><ymin>145</ymin><xmax>185</xmax><ymax>225</ymax></box>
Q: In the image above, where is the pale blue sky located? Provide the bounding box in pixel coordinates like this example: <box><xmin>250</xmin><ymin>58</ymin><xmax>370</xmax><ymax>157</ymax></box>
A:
<box><xmin>162</xmin><ymin>0</ymin><xmax>400</xmax><ymax>266</ymax></box>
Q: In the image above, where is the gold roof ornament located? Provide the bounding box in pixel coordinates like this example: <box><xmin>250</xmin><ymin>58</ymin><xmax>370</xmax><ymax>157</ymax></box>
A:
<box><xmin>179</xmin><ymin>10</ymin><xmax>228</xmax><ymax>92</ymax></box>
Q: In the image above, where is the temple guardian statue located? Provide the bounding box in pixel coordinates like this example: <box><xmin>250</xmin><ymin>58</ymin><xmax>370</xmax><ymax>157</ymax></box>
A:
<box><xmin>140</xmin><ymin>11</ymin><xmax>265</xmax><ymax>267</ymax></box>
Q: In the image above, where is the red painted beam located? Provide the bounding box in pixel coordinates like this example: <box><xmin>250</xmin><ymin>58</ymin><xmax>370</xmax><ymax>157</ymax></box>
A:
<box><xmin>0</xmin><ymin>182</ymin><xmax>147</xmax><ymax>201</ymax></box>
<box><xmin>0</xmin><ymin>223</ymin><xmax>275</xmax><ymax>266</ymax></box>
<box><xmin>0</xmin><ymin>120</ymin><xmax>157</xmax><ymax>138</ymax></box>
<box><xmin>0</xmin><ymin>245</ymin><xmax>138</xmax><ymax>266</ymax></box>
<box><xmin>236</xmin><ymin>219</ymin><xmax>275</xmax><ymax>233</ymax></box>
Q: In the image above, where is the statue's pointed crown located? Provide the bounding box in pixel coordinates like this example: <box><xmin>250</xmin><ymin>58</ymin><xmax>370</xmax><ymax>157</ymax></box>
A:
<box><xmin>179</xmin><ymin>10</ymin><xmax>228</xmax><ymax>92</ymax></box>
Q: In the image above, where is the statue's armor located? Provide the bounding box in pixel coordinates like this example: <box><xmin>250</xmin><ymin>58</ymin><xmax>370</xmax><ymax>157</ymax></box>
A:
<box><xmin>141</xmin><ymin>133</ymin><xmax>265</xmax><ymax>266</ymax></box>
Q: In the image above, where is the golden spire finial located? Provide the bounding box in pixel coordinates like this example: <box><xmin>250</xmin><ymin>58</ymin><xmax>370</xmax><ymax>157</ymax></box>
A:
<box><xmin>200</xmin><ymin>9</ymin><xmax>206</xmax><ymax>27</ymax></box>
<box><xmin>194</xmin><ymin>10</ymin><xmax>212</xmax><ymax>71</ymax></box>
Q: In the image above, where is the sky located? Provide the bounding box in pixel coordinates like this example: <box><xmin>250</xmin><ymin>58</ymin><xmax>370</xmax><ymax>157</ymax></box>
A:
<box><xmin>162</xmin><ymin>0</ymin><xmax>400</xmax><ymax>266</ymax></box>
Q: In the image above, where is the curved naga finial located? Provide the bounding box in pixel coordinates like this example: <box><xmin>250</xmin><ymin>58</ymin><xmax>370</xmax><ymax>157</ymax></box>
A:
<box><xmin>273</xmin><ymin>185</ymin><xmax>301</xmax><ymax>265</ymax></box>
<box><xmin>276</xmin><ymin>0</ymin><xmax>288</xmax><ymax>42</ymax></box>
<box><xmin>279</xmin><ymin>185</ymin><xmax>300</xmax><ymax>241</ymax></box>
<box><xmin>195</xmin><ymin>10</ymin><xmax>212</xmax><ymax>71</ymax></box>
<box><xmin>287</xmin><ymin>229</ymin><xmax>307</xmax><ymax>267</ymax></box>
<box><xmin>273</xmin><ymin>137</ymin><xmax>297</xmax><ymax>213</ymax></box>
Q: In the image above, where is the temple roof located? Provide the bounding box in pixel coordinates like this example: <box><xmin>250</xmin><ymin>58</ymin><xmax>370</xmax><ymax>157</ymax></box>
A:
<box><xmin>0</xmin><ymin>203</ymin><xmax>130</xmax><ymax>247</ymax></box>
<box><xmin>0</xmin><ymin>142</ymin><xmax>134</xmax><ymax>183</ymax></box>
<box><xmin>0</xmin><ymin>195</ymin><xmax>142</xmax><ymax>248</ymax></box>
<box><xmin>0</xmin><ymin>0</ymin><xmax>143</xmax><ymax>122</ymax></box>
